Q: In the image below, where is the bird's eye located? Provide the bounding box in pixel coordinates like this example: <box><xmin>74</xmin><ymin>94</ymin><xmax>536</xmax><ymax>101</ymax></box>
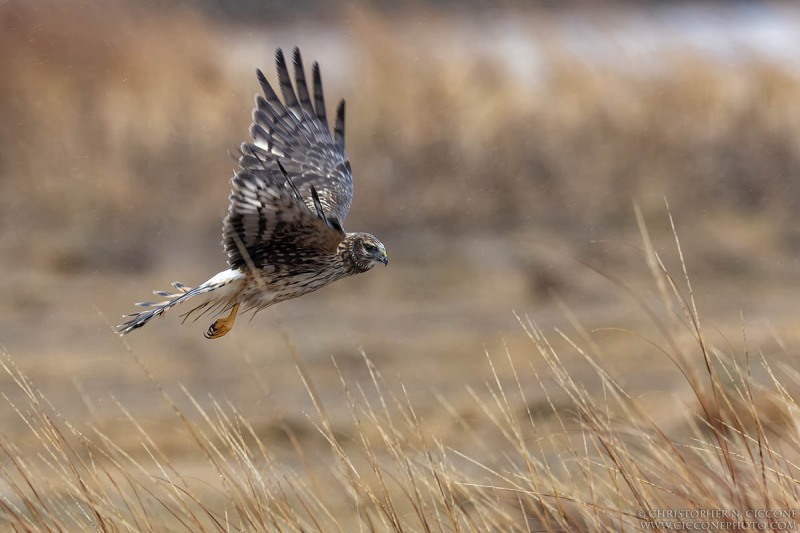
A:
<box><xmin>363</xmin><ymin>243</ymin><xmax>378</xmax><ymax>253</ymax></box>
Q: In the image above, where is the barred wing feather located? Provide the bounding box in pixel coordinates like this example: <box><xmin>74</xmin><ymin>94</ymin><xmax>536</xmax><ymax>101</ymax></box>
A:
<box><xmin>223</xmin><ymin>48</ymin><xmax>350</xmax><ymax>270</ymax></box>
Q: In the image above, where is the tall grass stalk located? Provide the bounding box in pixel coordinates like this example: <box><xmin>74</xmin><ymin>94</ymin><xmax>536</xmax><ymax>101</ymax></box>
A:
<box><xmin>1</xmin><ymin>217</ymin><xmax>799</xmax><ymax>531</ymax></box>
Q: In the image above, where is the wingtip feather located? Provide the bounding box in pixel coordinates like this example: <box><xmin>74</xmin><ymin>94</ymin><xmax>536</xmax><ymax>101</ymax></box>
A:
<box><xmin>275</xmin><ymin>48</ymin><xmax>287</xmax><ymax>70</ymax></box>
<box><xmin>334</xmin><ymin>99</ymin><xmax>346</xmax><ymax>145</ymax></box>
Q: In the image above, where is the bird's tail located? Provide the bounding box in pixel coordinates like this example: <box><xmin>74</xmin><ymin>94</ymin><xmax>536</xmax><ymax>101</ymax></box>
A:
<box><xmin>118</xmin><ymin>269</ymin><xmax>245</xmax><ymax>335</ymax></box>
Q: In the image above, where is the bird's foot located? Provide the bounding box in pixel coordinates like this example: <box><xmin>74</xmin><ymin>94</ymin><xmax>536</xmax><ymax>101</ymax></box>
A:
<box><xmin>205</xmin><ymin>319</ymin><xmax>232</xmax><ymax>339</ymax></box>
<box><xmin>204</xmin><ymin>303</ymin><xmax>240</xmax><ymax>339</ymax></box>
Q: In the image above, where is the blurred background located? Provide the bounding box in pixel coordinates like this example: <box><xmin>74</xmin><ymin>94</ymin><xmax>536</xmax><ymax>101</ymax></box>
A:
<box><xmin>1</xmin><ymin>0</ymin><xmax>800</xmax><ymax>500</ymax></box>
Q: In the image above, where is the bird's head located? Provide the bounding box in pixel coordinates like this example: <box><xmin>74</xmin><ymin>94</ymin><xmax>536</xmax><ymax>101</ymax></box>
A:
<box><xmin>345</xmin><ymin>233</ymin><xmax>388</xmax><ymax>273</ymax></box>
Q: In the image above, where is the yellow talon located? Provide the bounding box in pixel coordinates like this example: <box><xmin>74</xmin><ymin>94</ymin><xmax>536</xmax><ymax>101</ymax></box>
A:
<box><xmin>204</xmin><ymin>303</ymin><xmax>240</xmax><ymax>339</ymax></box>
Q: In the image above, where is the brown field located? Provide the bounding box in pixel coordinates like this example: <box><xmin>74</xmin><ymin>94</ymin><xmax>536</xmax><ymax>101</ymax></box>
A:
<box><xmin>2</xmin><ymin>1</ymin><xmax>800</xmax><ymax>530</ymax></box>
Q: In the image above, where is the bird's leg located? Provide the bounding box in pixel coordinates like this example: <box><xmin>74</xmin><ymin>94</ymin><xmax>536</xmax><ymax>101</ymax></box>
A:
<box><xmin>204</xmin><ymin>303</ymin><xmax>240</xmax><ymax>339</ymax></box>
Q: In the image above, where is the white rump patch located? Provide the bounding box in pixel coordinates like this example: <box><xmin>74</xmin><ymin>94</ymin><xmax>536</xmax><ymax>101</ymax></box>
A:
<box><xmin>205</xmin><ymin>268</ymin><xmax>246</xmax><ymax>286</ymax></box>
<box><xmin>195</xmin><ymin>269</ymin><xmax>246</xmax><ymax>306</ymax></box>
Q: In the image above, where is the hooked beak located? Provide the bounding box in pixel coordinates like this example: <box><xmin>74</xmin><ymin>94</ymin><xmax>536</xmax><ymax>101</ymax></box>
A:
<box><xmin>380</xmin><ymin>256</ymin><xmax>389</xmax><ymax>266</ymax></box>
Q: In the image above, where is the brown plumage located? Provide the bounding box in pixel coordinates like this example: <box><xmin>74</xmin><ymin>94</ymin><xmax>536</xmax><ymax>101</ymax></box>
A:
<box><xmin>119</xmin><ymin>48</ymin><xmax>387</xmax><ymax>339</ymax></box>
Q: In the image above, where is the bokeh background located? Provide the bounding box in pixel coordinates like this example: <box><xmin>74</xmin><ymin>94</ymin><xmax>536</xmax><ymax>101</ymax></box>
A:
<box><xmin>2</xmin><ymin>0</ymin><xmax>800</xmax><ymax>524</ymax></box>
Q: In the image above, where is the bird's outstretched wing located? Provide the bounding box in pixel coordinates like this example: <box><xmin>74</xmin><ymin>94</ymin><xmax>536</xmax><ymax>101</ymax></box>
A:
<box><xmin>223</xmin><ymin>48</ymin><xmax>350</xmax><ymax>271</ymax></box>
<box><xmin>223</xmin><ymin>159</ymin><xmax>345</xmax><ymax>271</ymax></box>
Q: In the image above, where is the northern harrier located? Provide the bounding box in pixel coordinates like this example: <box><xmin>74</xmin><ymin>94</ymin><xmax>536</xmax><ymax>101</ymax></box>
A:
<box><xmin>119</xmin><ymin>48</ymin><xmax>388</xmax><ymax>339</ymax></box>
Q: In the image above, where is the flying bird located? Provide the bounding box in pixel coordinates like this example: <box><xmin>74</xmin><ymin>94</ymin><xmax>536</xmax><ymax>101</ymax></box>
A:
<box><xmin>119</xmin><ymin>48</ymin><xmax>388</xmax><ymax>339</ymax></box>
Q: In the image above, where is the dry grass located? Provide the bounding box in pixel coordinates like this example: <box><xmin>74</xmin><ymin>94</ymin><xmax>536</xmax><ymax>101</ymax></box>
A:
<box><xmin>3</xmin><ymin>3</ymin><xmax>800</xmax><ymax>530</ymax></box>
<box><xmin>0</xmin><ymin>1</ymin><xmax>246</xmax><ymax>272</ymax></box>
<box><xmin>2</xmin><ymin>216</ymin><xmax>799</xmax><ymax>531</ymax></box>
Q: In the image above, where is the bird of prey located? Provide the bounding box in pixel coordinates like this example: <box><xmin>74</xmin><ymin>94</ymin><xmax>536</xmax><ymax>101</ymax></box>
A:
<box><xmin>119</xmin><ymin>48</ymin><xmax>388</xmax><ymax>339</ymax></box>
